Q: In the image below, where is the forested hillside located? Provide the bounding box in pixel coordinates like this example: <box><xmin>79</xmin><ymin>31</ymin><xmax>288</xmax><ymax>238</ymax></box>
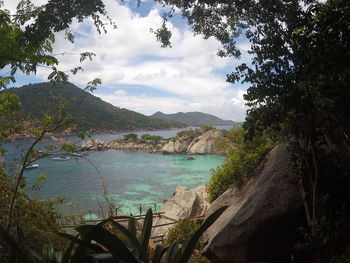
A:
<box><xmin>5</xmin><ymin>82</ymin><xmax>187</xmax><ymax>132</ymax></box>
<box><xmin>151</xmin><ymin>111</ymin><xmax>240</xmax><ymax>126</ymax></box>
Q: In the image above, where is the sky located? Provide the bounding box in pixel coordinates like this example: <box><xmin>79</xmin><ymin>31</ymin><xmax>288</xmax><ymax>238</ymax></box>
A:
<box><xmin>2</xmin><ymin>0</ymin><xmax>251</xmax><ymax>121</ymax></box>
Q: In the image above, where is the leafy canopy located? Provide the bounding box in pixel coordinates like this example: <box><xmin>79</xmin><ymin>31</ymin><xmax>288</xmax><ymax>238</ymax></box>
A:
<box><xmin>0</xmin><ymin>0</ymin><xmax>111</xmax><ymax>88</ymax></box>
<box><xmin>156</xmin><ymin>0</ymin><xmax>350</xmax><ymax>258</ymax></box>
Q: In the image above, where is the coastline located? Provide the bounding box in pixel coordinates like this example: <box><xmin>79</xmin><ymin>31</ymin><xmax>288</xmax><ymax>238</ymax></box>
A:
<box><xmin>80</xmin><ymin>128</ymin><xmax>230</xmax><ymax>155</ymax></box>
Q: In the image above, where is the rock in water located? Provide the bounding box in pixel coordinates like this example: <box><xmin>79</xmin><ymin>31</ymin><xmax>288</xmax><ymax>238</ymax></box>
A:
<box><xmin>161</xmin><ymin>135</ymin><xmax>193</xmax><ymax>153</ymax></box>
<box><xmin>187</xmin><ymin>129</ymin><xmax>225</xmax><ymax>154</ymax></box>
<box><xmin>81</xmin><ymin>138</ymin><xmax>106</xmax><ymax>151</ymax></box>
<box><xmin>161</xmin><ymin>129</ymin><xmax>227</xmax><ymax>154</ymax></box>
<box><xmin>203</xmin><ymin>144</ymin><xmax>304</xmax><ymax>263</ymax></box>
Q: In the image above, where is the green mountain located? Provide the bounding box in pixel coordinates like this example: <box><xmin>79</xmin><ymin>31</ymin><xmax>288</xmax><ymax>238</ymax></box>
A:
<box><xmin>5</xmin><ymin>82</ymin><xmax>187</xmax><ymax>132</ymax></box>
<box><xmin>150</xmin><ymin>111</ymin><xmax>240</xmax><ymax>127</ymax></box>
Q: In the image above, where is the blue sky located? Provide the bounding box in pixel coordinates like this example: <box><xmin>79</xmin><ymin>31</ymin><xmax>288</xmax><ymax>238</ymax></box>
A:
<box><xmin>2</xmin><ymin>0</ymin><xmax>251</xmax><ymax>121</ymax></box>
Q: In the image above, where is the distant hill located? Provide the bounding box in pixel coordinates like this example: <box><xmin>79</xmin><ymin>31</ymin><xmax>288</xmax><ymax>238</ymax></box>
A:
<box><xmin>5</xmin><ymin>82</ymin><xmax>187</xmax><ymax>132</ymax></box>
<box><xmin>150</xmin><ymin>111</ymin><xmax>240</xmax><ymax>127</ymax></box>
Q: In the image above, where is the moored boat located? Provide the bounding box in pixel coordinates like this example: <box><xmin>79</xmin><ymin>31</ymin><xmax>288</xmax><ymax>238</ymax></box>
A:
<box><xmin>72</xmin><ymin>152</ymin><xmax>89</xmax><ymax>157</ymax></box>
<box><xmin>25</xmin><ymin>164</ymin><xmax>39</xmax><ymax>169</ymax></box>
<box><xmin>52</xmin><ymin>156</ymin><xmax>71</xmax><ymax>161</ymax></box>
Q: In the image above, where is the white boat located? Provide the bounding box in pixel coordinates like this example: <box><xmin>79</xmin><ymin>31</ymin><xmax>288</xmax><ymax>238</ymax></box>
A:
<box><xmin>26</xmin><ymin>164</ymin><xmax>39</xmax><ymax>169</ymax></box>
<box><xmin>72</xmin><ymin>152</ymin><xmax>89</xmax><ymax>157</ymax></box>
<box><xmin>52</xmin><ymin>156</ymin><xmax>71</xmax><ymax>161</ymax></box>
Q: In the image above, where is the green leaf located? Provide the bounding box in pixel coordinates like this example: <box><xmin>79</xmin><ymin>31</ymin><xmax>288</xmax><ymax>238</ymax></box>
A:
<box><xmin>165</xmin><ymin>241</ymin><xmax>181</xmax><ymax>263</ymax></box>
<box><xmin>108</xmin><ymin>220</ymin><xmax>148</xmax><ymax>262</ymax></box>
<box><xmin>179</xmin><ymin>206</ymin><xmax>228</xmax><ymax>263</ymax></box>
<box><xmin>61</xmin><ymin>240</ymin><xmax>75</xmax><ymax>263</ymax></box>
<box><xmin>60</xmin><ymin>232</ymin><xmax>104</xmax><ymax>263</ymax></box>
<box><xmin>95</xmin><ymin>215</ymin><xmax>148</xmax><ymax>261</ymax></box>
<box><xmin>59</xmin><ymin>233</ymin><xmax>105</xmax><ymax>253</ymax></box>
<box><xmin>128</xmin><ymin>216</ymin><xmax>136</xmax><ymax>238</ymax></box>
<box><xmin>96</xmin><ymin>215</ymin><xmax>135</xmax><ymax>227</ymax></box>
<box><xmin>152</xmin><ymin>244</ymin><xmax>168</xmax><ymax>263</ymax></box>
<box><xmin>47</xmin><ymin>71</ymin><xmax>56</xmax><ymax>80</ymax></box>
<box><xmin>0</xmin><ymin>225</ymin><xmax>26</xmax><ymax>262</ymax></box>
<box><xmin>76</xmin><ymin>225</ymin><xmax>139</xmax><ymax>263</ymax></box>
<box><xmin>140</xmin><ymin>208</ymin><xmax>153</xmax><ymax>252</ymax></box>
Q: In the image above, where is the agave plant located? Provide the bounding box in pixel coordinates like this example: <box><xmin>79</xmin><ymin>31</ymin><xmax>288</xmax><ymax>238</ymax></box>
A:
<box><xmin>0</xmin><ymin>206</ymin><xmax>227</xmax><ymax>263</ymax></box>
<box><xmin>60</xmin><ymin>206</ymin><xmax>227</xmax><ymax>263</ymax></box>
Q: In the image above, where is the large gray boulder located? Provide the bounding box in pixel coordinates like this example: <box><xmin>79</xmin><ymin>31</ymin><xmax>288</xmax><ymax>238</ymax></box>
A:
<box><xmin>161</xmin><ymin>136</ymin><xmax>192</xmax><ymax>153</ymax></box>
<box><xmin>187</xmin><ymin>129</ymin><xmax>225</xmax><ymax>154</ymax></box>
<box><xmin>203</xmin><ymin>144</ymin><xmax>304</xmax><ymax>263</ymax></box>
<box><xmin>161</xmin><ymin>129</ymin><xmax>226</xmax><ymax>154</ymax></box>
<box><xmin>152</xmin><ymin>185</ymin><xmax>209</xmax><ymax>240</ymax></box>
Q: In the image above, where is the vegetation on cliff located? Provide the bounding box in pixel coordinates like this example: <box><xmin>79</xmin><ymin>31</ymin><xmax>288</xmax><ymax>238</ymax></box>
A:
<box><xmin>207</xmin><ymin>128</ymin><xmax>276</xmax><ymax>202</ymax></box>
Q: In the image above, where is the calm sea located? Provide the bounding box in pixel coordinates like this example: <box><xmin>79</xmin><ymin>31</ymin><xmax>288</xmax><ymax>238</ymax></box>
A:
<box><xmin>6</xmin><ymin>127</ymin><xmax>229</xmax><ymax>216</ymax></box>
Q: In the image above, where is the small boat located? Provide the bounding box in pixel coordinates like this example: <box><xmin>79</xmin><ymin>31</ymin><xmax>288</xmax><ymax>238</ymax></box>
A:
<box><xmin>72</xmin><ymin>152</ymin><xmax>89</xmax><ymax>157</ymax></box>
<box><xmin>25</xmin><ymin>164</ymin><xmax>39</xmax><ymax>169</ymax></box>
<box><xmin>52</xmin><ymin>156</ymin><xmax>71</xmax><ymax>161</ymax></box>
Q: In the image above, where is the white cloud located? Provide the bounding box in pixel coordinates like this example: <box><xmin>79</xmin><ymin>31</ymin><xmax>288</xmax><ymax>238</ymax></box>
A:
<box><xmin>4</xmin><ymin>0</ymin><xmax>249</xmax><ymax>121</ymax></box>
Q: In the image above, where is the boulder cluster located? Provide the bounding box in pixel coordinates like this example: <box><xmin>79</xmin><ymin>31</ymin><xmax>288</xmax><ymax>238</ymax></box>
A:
<box><xmin>160</xmin><ymin>129</ymin><xmax>226</xmax><ymax>154</ymax></box>
<box><xmin>80</xmin><ymin>129</ymin><xmax>227</xmax><ymax>155</ymax></box>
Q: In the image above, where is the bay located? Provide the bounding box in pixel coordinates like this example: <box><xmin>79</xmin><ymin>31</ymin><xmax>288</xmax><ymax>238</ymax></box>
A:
<box><xmin>15</xmin><ymin>127</ymin><xmax>229</xmax><ymax>216</ymax></box>
<box><xmin>25</xmin><ymin>150</ymin><xmax>224</xmax><ymax>215</ymax></box>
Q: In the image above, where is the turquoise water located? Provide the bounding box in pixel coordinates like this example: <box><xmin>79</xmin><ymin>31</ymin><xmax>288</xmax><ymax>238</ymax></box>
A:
<box><xmin>24</xmin><ymin>150</ymin><xmax>224</xmax><ymax>215</ymax></box>
<box><xmin>6</xmin><ymin>128</ymin><xmax>229</xmax><ymax>215</ymax></box>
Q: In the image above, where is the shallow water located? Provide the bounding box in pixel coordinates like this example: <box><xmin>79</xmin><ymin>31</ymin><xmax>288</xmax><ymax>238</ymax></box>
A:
<box><xmin>6</xmin><ymin>127</ymin><xmax>230</xmax><ymax>215</ymax></box>
<box><xmin>24</xmin><ymin>150</ymin><xmax>224</xmax><ymax>215</ymax></box>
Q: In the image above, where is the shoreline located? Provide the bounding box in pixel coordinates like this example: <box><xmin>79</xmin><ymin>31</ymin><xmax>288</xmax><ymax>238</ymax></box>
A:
<box><xmin>80</xmin><ymin>128</ymin><xmax>229</xmax><ymax>155</ymax></box>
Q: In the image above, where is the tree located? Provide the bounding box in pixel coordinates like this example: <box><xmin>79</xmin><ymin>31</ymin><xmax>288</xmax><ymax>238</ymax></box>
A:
<box><xmin>155</xmin><ymin>0</ymin><xmax>350</xmax><ymax>260</ymax></box>
<box><xmin>0</xmin><ymin>0</ymin><xmax>111</xmax><ymax>88</ymax></box>
<box><xmin>0</xmin><ymin>0</ymin><xmax>110</xmax><ymax>259</ymax></box>
<box><xmin>123</xmin><ymin>133</ymin><xmax>138</xmax><ymax>142</ymax></box>
<box><xmin>140</xmin><ymin>134</ymin><xmax>164</xmax><ymax>144</ymax></box>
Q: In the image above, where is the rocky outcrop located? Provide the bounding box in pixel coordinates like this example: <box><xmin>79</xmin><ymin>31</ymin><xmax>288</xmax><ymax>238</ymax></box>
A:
<box><xmin>80</xmin><ymin>139</ymin><xmax>162</xmax><ymax>153</ymax></box>
<box><xmin>203</xmin><ymin>144</ymin><xmax>305</xmax><ymax>263</ymax></box>
<box><xmin>160</xmin><ymin>135</ymin><xmax>193</xmax><ymax>153</ymax></box>
<box><xmin>187</xmin><ymin>129</ymin><xmax>225</xmax><ymax>154</ymax></box>
<box><xmin>80</xmin><ymin>128</ymin><xmax>228</xmax><ymax>154</ymax></box>
<box><xmin>80</xmin><ymin>139</ymin><xmax>107</xmax><ymax>151</ymax></box>
<box><xmin>152</xmin><ymin>185</ymin><xmax>209</xmax><ymax>240</ymax></box>
<box><xmin>107</xmin><ymin>140</ymin><xmax>162</xmax><ymax>153</ymax></box>
<box><xmin>161</xmin><ymin>129</ymin><xmax>226</xmax><ymax>154</ymax></box>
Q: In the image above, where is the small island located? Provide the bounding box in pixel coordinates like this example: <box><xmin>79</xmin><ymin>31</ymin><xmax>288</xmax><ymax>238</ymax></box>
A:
<box><xmin>80</xmin><ymin>126</ymin><xmax>230</xmax><ymax>155</ymax></box>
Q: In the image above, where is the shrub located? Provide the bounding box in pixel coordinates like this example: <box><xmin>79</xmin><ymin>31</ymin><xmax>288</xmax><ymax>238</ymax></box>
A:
<box><xmin>140</xmin><ymin>134</ymin><xmax>164</xmax><ymax>144</ymax></box>
<box><xmin>207</xmin><ymin>128</ymin><xmax>276</xmax><ymax>202</ymax></box>
<box><xmin>199</xmin><ymin>125</ymin><xmax>214</xmax><ymax>132</ymax></box>
<box><xmin>176</xmin><ymin>129</ymin><xmax>196</xmax><ymax>138</ymax></box>
<box><xmin>0</xmin><ymin>169</ymin><xmax>66</xmax><ymax>259</ymax></box>
<box><xmin>123</xmin><ymin>133</ymin><xmax>138</xmax><ymax>142</ymax></box>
